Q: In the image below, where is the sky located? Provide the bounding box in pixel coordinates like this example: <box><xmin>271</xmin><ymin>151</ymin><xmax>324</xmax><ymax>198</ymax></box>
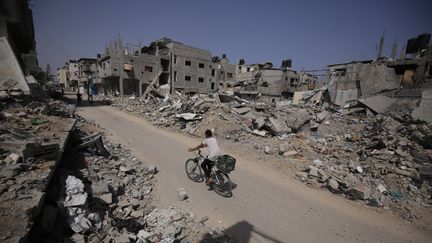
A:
<box><xmin>32</xmin><ymin>0</ymin><xmax>432</xmax><ymax>73</ymax></box>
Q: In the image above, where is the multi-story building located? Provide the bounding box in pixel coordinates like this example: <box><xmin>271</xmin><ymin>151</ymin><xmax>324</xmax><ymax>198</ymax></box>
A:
<box><xmin>144</xmin><ymin>38</ymin><xmax>219</xmax><ymax>94</ymax></box>
<box><xmin>0</xmin><ymin>0</ymin><xmax>39</xmax><ymax>76</ymax></box>
<box><xmin>67</xmin><ymin>60</ymin><xmax>79</xmax><ymax>90</ymax></box>
<box><xmin>56</xmin><ymin>65</ymin><xmax>68</xmax><ymax>89</ymax></box>
<box><xmin>215</xmin><ymin>55</ymin><xmax>236</xmax><ymax>90</ymax></box>
<box><xmin>97</xmin><ymin>37</ymin><xmax>163</xmax><ymax>96</ymax></box>
<box><xmin>77</xmin><ymin>58</ymin><xmax>97</xmax><ymax>88</ymax></box>
<box><xmin>96</xmin><ymin>37</ymin><xmax>236</xmax><ymax>96</ymax></box>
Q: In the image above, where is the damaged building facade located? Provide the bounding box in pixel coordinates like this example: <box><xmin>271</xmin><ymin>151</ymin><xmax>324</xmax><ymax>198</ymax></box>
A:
<box><xmin>142</xmin><ymin>38</ymin><xmax>222</xmax><ymax>95</ymax></box>
<box><xmin>0</xmin><ymin>0</ymin><xmax>39</xmax><ymax>76</ymax></box>
<box><xmin>95</xmin><ymin>37</ymin><xmax>226</xmax><ymax>96</ymax></box>
<box><xmin>326</xmin><ymin>33</ymin><xmax>431</xmax><ymax>108</ymax></box>
<box><xmin>97</xmin><ymin>37</ymin><xmax>164</xmax><ymax>96</ymax></box>
<box><xmin>234</xmin><ymin>60</ymin><xmax>317</xmax><ymax>103</ymax></box>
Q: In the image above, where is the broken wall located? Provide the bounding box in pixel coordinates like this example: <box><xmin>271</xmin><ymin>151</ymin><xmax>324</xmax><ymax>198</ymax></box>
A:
<box><xmin>358</xmin><ymin>63</ymin><xmax>399</xmax><ymax>97</ymax></box>
<box><xmin>0</xmin><ymin>37</ymin><xmax>30</xmax><ymax>92</ymax></box>
<box><xmin>327</xmin><ymin>62</ymin><xmax>363</xmax><ymax>106</ymax></box>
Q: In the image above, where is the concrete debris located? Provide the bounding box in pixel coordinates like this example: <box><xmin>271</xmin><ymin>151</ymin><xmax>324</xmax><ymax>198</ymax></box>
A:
<box><xmin>233</xmin><ymin>107</ymin><xmax>252</xmax><ymax>115</ymax></box>
<box><xmin>176</xmin><ymin>113</ymin><xmax>202</xmax><ymax>121</ymax></box>
<box><xmin>63</xmin><ymin>176</ymin><xmax>88</xmax><ymax>207</ymax></box>
<box><xmin>177</xmin><ymin>188</ymin><xmax>188</xmax><ymax>201</ymax></box>
<box><xmin>104</xmin><ymin>83</ymin><xmax>432</xmax><ymax>225</ymax></box>
<box><xmin>283</xmin><ymin>150</ymin><xmax>298</xmax><ymax>157</ymax></box>
<box><xmin>358</xmin><ymin>95</ymin><xmax>395</xmax><ymax>114</ymax></box>
<box><xmin>377</xmin><ymin>184</ymin><xmax>387</xmax><ymax>193</ymax></box>
<box><xmin>411</xmin><ymin>89</ymin><xmax>432</xmax><ymax>123</ymax></box>
<box><xmin>27</xmin><ymin>119</ymin><xmax>234</xmax><ymax>243</ymax></box>
<box><xmin>99</xmin><ymin>193</ymin><xmax>113</xmax><ymax>204</ymax></box>
<box><xmin>328</xmin><ymin>178</ymin><xmax>339</xmax><ymax>192</ymax></box>
<box><xmin>351</xmin><ymin>184</ymin><xmax>371</xmax><ymax>200</ymax></box>
<box><xmin>268</xmin><ymin>117</ymin><xmax>292</xmax><ymax>134</ymax></box>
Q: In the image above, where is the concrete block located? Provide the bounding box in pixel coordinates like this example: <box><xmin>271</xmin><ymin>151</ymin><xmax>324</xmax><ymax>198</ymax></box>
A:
<box><xmin>328</xmin><ymin>178</ymin><xmax>339</xmax><ymax>192</ymax></box>
<box><xmin>99</xmin><ymin>193</ymin><xmax>112</xmax><ymax>204</ymax></box>
<box><xmin>376</xmin><ymin>184</ymin><xmax>387</xmax><ymax>193</ymax></box>
<box><xmin>351</xmin><ymin>184</ymin><xmax>371</xmax><ymax>200</ymax></box>
<box><xmin>308</xmin><ymin>165</ymin><xmax>319</xmax><ymax>178</ymax></box>
<box><xmin>177</xmin><ymin>188</ymin><xmax>188</xmax><ymax>201</ymax></box>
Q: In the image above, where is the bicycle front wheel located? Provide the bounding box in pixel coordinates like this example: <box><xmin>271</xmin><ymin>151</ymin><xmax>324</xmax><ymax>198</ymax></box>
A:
<box><xmin>213</xmin><ymin>171</ymin><xmax>232</xmax><ymax>197</ymax></box>
<box><xmin>185</xmin><ymin>159</ymin><xmax>203</xmax><ymax>182</ymax></box>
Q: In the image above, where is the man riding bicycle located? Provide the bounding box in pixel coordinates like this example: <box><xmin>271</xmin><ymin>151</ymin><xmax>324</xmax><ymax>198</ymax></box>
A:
<box><xmin>188</xmin><ymin>130</ymin><xmax>221</xmax><ymax>185</ymax></box>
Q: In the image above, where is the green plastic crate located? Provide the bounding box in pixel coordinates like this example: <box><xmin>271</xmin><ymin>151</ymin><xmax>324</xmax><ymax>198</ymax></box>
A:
<box><xmin>216</xmin><ymin>155</ymin><xmax>236</xmax><ymax>173</ymax></box>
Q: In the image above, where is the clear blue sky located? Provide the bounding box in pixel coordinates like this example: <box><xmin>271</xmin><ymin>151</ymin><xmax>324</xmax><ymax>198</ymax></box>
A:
<box><xmin>32</xmin><ymin>0</ymin><xmax>432</xmax><ymax>72</ymax></box>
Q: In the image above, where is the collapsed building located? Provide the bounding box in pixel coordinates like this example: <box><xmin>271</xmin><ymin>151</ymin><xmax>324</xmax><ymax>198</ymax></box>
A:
<box><xmin>324</xmin><ymin>33</ymin><xmax>431</xmax><ymax>122</ymax></box>
<box><xmin>234</xmin><ymin>60</ymin><xmax>317</xmax><ymax>103</ymax></box>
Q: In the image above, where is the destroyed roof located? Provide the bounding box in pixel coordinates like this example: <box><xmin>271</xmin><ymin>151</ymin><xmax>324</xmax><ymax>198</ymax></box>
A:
<box><xmin>97</xmin><ymin>55</ymin><xmax>111</xmax><ymax>62</ymax></box>
<box><xmin>78</xmin><ymin>58</ymin><xmax>97</xmax><ymax>62</ymax></box>
<box><xmin>386</xmin><ymin>58</ymin><xmax>420</xmax><ymax>67</ymax></box>
<box><xmin>327</xmin><ymin>59</ymin><xmax>373</xmax><ymax>67</ymax></box>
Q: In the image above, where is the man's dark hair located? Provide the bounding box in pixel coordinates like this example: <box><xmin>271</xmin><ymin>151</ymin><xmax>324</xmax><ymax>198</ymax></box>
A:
<box><xmin>205</xmin><ymin>130</ymin><xmax>212</xmax><ymax>138</ymax></box>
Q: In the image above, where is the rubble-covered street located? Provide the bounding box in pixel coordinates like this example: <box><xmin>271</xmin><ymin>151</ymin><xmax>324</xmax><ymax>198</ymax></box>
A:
<box><xmin>2</xmin><ymin>0</ymin><xmax>432</xmax><ymax>242</ymax></box>
<box><xmin>0</xmin><ymin>88</ymin><xmax>236</xmax><ymax>242</ymax></box>
<box><xmin>106</xmin><ymin>89</ymin><xmax>432</xmax><ymax>229</ymax></box>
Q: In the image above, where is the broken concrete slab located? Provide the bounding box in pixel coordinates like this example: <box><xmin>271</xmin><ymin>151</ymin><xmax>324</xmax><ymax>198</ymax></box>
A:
<box><xmin>137</xmin><ymin>230</ymin><xmax>152</xmax><ymax>241</ymax></box>
<box><xmin>253</xmin><ymin>117</ymin><xmax>266</xmax><ymax>130</ymax></box>
<box><xmin>295</xmin><ymin>172</ymin><xmax>308</xmax><ymax>181</ymax></box>
<box><xmin>358</xmin><ymin>95</ymin><xmax>395</xmax><ymax>114</ymax></box>
<box><xmin>411</xmin><ymin>89</ymin><xmax>432</xmax><ymax>123</ymax></box>
<box><xmin>91</xmin><ymin>182</ymin><xmax>110</xmax><ymax>196</ymax></box>
<box><xmin>175</xmin><ymin>113</ymin><xmax>202</xmax><ymax>121</ymax></box>
<box><xmin>283</xmin><ymin>108</ymin><xmax>311</xmax><ymax>132</ymax></box>
<box><xmin>98</xmin><ymin>193</ymin><xmax>113</xmax><ymax>205</ymax></box>
<box><xmin>331</xmin><ymin>89</ymin><xmax>360</xmax><ymax>107</ymax></box>
<box><xmin>251</xmin><ymin>129</ymin><xmax>267</xmax><ymax>137</ymax></box>
<box><xmin>308</xmin><ymin>165</ymin><xmax>319</xmax><ymax>178</ymax></box>
<box><xmin>233</xmin><ymin>107</ymin><xmax>252</xmax><ymax>115</ymax></box>
<box><xmin>268</xmin><ymin>117</ymin><xmax>292</xmax><ymax>134</ymax></box>
<box><xmin>328</xmin><ymin>178</ymin><xmax>339</xmax><ymax>192</ymax></box>
<box><xmin>358</xmin><ymin>64</ymin><xmax>399</xmax><ymax>97</ymax></box>
<box><xmin>316</xmin><ymin>111</ymin><xmax>329</xmax><ymax>122</ymax></box>
<box><xmin>283</xmin><ymin>150</ymin><xmax>298</xmax><ymax>157</ymax></box>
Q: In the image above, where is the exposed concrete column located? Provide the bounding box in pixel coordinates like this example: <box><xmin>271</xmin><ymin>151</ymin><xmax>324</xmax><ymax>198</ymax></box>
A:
<box><xmin>119</xmin><ymin>55</ymin><xmax>124</xmax><ymax>95</ymax></box>
<box><xmin>139</xmin><ymin>78</ymin><xmax>143</xmax><ymax>97</ymax></box>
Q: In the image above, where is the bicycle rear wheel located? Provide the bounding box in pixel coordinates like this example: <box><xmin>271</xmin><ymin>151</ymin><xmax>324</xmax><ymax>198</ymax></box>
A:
<box><xmin>212</xmin><ymin>171</ymin><xmax>232</xmax><ymax>197</ymax></box>
<box><xmin>185</xmin><ymin>159</ymin><xmax>203</xmax><ymax>182</ymax></box>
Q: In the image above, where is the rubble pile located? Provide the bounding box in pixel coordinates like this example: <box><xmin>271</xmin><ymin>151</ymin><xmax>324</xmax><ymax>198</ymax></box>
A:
<box><xmin>107</xmin><ymin>92</ymin><xmax>432</xmax><ymax>221</ymax></box>
<box><xmin>0</xmin><ymin>87</ymin><xmax>76</xmax><ymax>242</ymax></box>
<box><xmin>35</xmin><ymin>120</ymin><xmax>235</xmax><ymax>243</ymax></box>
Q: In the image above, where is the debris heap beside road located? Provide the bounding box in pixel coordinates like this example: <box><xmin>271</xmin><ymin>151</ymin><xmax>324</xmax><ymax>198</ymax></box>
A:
<box><xmin>107</xmin><ymin>90</ymin><xmax>432</xmax><ymax>222</ymax></box>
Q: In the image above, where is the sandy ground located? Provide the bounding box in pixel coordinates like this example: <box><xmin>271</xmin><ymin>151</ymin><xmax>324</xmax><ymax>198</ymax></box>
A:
<box><xmin>77</xmin><ymin>104</ymin><xmax>431</xmax><ymax>243</ymax></box>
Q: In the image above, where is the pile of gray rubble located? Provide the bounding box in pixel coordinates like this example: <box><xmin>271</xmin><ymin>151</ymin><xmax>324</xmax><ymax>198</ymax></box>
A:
<box><xmin>106</xmin><ymin>89</ymin><xmax>432</xmax><ymax>221</ymax></box>
<box><xmin>40</xmin><ymin>120</ymin><xmax>235</xmax><ymax>243</ymax></box>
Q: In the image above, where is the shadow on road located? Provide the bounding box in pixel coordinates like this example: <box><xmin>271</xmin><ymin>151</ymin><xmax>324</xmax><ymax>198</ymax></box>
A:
<box><xmin>64</xmin><ymin>95</ymin><xmax>111</xmax><ymax>108</ymax></box>
<box><xmin>199</xmin><ymin>220</ymin><xmax>284</xmax><ymax>243</ymax></box>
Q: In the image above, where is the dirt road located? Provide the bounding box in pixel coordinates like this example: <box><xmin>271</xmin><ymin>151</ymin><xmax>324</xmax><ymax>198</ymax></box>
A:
<box><xmin>78</xmin><ymin>105</ymin><xmax>431</xmax><ymax>243</ymax></box>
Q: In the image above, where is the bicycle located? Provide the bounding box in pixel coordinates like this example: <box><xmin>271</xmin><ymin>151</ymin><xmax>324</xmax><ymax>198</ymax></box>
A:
<box><xmin>185</xmin><ymin>149</ymin><xmax>233</xmax><ymax>197</ymax></box>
